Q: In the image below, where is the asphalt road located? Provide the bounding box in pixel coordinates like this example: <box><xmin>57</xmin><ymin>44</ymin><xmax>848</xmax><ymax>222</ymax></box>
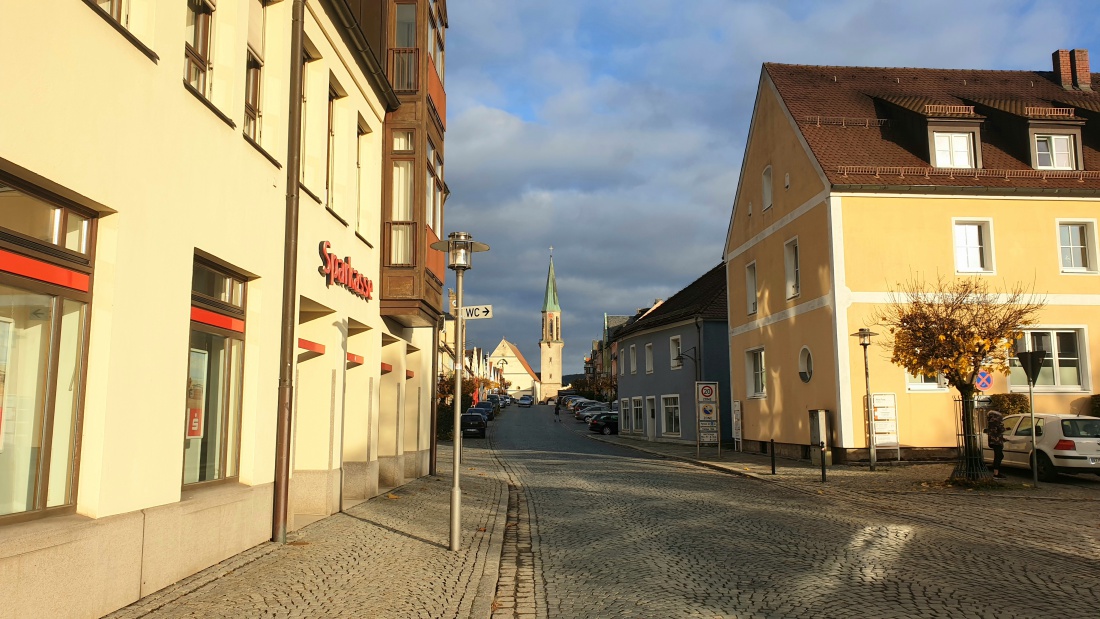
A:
<box><xmin>487</xmin><ymin>405</ymin><xmax>1100</xmax><ymax>619</ymax></box>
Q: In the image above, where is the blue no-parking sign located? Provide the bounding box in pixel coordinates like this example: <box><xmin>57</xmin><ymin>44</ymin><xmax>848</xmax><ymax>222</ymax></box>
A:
<box><xmin>974</xmin><ymin>369</ymin><xmax>994</xmax><ymax>391</ymax></box>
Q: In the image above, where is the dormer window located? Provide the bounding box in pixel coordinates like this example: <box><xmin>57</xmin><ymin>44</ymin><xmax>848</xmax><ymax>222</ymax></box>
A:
<box><xmin>933</xmin><ymin>132</ymin><xmax>974</xmax><ymax>168</ymax></box>
<box><xmin>1035</xmin><ymin>134</ymin><xmax>1076</xmax><ymax>169</ymax></box>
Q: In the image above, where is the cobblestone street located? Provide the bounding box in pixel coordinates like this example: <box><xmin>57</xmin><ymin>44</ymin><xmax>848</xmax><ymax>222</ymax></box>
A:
<box><xmin>110</xmin><ymin>405</ymin><xmax>1100</xmax><ymax>618</ymax></box>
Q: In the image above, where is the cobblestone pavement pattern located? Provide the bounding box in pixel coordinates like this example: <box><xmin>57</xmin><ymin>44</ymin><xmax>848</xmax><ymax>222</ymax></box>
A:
<box><xmin>107</xmin><ymin>442</ymin><xmax>507</xmax><ymax>619</ymax></box>
<box><xmin>491</xmin><ymin>406</ymin><xmax>1100</xmax><ymax>619</ymax></box>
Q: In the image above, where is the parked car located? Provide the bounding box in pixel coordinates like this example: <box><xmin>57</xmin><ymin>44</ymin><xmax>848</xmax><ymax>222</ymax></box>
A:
<box><xmin>461</xmin><ymin>412</ymin><xmax>487</xmax><ymax>438</ymax></box>
<box><xmin>518</xmin><ymin>395</ymin><xmax>534</xmax><ymax>407</ymax></box>
<box><xmin>487</xmin><ymin>394</ymin><xmax>501</xmax><ymax>410</ymax></box>
<box><xmin>472</xmin><ymin>400</ymin><xmax>496</xmax><ymax>421</ymax></box>
<box><xmin>502</xmin><ymin>395</ymin><xmax>513</xmax><ymax>406</ymax></box>
<box><xmin>589</xmin><ymin>412</ymin><xmax>619</xmax><ymax>435</ymax></box>
<box><xmin>982</xmin><ymin>413</ymin><xmax>1100</xmax><ymax>481</ymax></box>
<box><xmin>582</xmin><ymin>407</ymin><xmax>610</xmax><ymax>422</ymax></box>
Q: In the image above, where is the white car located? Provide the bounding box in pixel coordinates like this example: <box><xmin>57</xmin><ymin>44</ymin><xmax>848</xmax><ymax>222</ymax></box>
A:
<box><xmin>982</xmin><ymin>413</ymin><xmax>1100</xmax><ymax>481</ymax></box>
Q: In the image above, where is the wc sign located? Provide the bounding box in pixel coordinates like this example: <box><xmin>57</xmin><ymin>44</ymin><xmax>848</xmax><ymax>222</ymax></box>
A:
<box><xmin>459</xmin><ymin>305</ymin><xmax>493</xmax><ymax>320</ymax></box>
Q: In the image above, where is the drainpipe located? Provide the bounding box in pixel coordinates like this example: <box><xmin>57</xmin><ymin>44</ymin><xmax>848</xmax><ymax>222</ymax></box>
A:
<box><xmin>272</xmin><ymin>0</ymin><xmax>306</xmax><ymax>545</ymax></box>
<box><xmin>694</xmin><ymin>316</ymin><xmax>703</xmax><ymax>383</ymax></box>
<box><xmin>429</xmin><ymin>317</ymin><xmax>440</xmax><ymax>476</ymax></box>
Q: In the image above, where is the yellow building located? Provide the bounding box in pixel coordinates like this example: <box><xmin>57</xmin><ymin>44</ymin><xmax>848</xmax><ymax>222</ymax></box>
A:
<box><xmin>726</xmin><ymin>50</ymin><xmax>1100</xmax><ymax>462</ymax></box>
<box><xmin>0</xmin><ymin>1</ymin><xmax>448</xmax><ymax>617</ymax></box>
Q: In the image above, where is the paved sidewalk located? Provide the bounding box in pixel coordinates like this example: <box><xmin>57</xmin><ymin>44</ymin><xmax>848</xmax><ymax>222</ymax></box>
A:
<box><xmin>107</xmin><ymin>442</ymin><xmax>507</xmax><ymax>619</ymax></box>
<box><xmin>568</xmin><ymin>422</ymin><xmax>1100</xmax><ymax>501</ymax></box>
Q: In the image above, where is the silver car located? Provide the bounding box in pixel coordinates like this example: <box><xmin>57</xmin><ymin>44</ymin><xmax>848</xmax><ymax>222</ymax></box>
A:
<box><xmin>982</xmin><ymin>413</ymin><xmax>1100</xmax><ymax>481</ymax></box>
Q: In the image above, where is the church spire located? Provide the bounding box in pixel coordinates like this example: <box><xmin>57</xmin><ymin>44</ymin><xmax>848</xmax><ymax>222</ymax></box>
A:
<box><xmin>542</xmin><ymin>251</ymin><xmax>560</xmax><ymax>313</ymax></box>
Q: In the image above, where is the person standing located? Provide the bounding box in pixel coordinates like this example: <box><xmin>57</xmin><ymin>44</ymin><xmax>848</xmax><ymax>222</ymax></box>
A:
<box><xmin>986</xmin><ymin>410</ymin><xmax>1007</xmax><ymax>479</ymax></box>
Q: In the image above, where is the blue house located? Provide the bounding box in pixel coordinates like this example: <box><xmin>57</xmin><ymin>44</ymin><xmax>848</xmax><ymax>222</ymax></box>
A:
<box><xmin>614</xmin><ymin>263</ymin><xmax>731</xmax><ymax>444</ymax></box>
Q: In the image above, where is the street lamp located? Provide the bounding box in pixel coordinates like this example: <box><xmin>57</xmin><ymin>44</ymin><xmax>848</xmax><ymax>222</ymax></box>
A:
<box><xmin>851</xmin><ymin>328</ymin><xmax>878</xmax><ymax>472</ymax></box>
<box><xmin>496</xmin><ymin>358</ymin><xmax>508</xmax><ymax>393</ymax></box>
<box><xmin>674</xmin><ymin>346</ymin><xmax>700</xmax><ymax>382</ymax></box>
<box><xmin>430</xmin><ymin>231</ymin><xmax>489</xmax><ymax>552</ymax></box>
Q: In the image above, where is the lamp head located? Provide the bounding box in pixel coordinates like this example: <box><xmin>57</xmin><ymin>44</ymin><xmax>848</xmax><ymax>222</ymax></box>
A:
<box><xmin>850</xmin><ymin>327</ymin><xmax>878</xmax><ymax>346</ymax></box>
<box><xmin>430</xmin><ymin>231</ymin><xmax>490</xmax><ymax>271</ymax></box>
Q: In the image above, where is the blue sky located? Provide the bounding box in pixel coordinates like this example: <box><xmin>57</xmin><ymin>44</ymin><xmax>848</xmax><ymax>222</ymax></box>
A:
<box><xmin>440</xmin><ymin>0</ymin><xmax>1100</xmax><ymax>376</ymax></box>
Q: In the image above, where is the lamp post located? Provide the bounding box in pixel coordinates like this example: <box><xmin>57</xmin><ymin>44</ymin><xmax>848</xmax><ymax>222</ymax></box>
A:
<box><xmin>430</xmin><ymin>232</ymin><xmax>489</xmax><ymax>551</ymax></box>
<box><xmin>496</xmin><ymin>359</ymin><xmax>508</xmax><ymax>394</ymax></box>
<box><xmin>851</xmin><ymin>328</ymin><xmax>878</xmax><ymax>472</ymax></box>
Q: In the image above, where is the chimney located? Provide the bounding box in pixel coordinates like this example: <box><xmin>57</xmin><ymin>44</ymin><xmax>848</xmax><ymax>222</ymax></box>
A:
<box><xmin>1071</xmin><ymin>48</ymin><xmax>1092</xmax><ymax>91</ymax></box>
<box><xmin>1053</xmin><ymin>49</ymin><xmax>1073</xmax><ymax>89</ymax></box>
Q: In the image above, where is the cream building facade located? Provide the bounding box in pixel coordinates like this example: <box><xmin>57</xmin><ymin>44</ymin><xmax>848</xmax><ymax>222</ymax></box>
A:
<box><xmin>727</xmin><ymin>52</ymin><xmax>1100</xmax><ymax>462</ymax></box>
<box><xmin>0</xmin><ymin>1</ymin><xmax>446</xmax><ymax>617</ymax></box>
<box><xmin>488</xmin><ymin>339</ymin><xmax>541</xmax><ymax>400</ymax></box>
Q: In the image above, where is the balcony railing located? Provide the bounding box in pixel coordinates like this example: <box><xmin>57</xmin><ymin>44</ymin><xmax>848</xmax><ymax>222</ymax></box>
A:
<box><xmin>389</xmin><ymin>48</ymin><xmax>418</xmax><ymax>93</ymax></box>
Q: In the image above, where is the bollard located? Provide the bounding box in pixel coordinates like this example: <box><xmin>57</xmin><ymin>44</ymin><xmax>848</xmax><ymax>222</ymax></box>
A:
<box><xmin>770</xmin><ymin>439</ymin><xmax>776</xmax><ymax>475</ymax></box>
<box><xmin>820</xmin><ymin>441</ymin><xmax>827</xmax><ymax>483</ymax></box>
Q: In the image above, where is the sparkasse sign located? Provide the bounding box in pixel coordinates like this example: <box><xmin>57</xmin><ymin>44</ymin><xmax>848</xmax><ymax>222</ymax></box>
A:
<box><xmin>318</xmin><ymin>241</ymin><xmax>373</xmax><ymax>301</ymax></box>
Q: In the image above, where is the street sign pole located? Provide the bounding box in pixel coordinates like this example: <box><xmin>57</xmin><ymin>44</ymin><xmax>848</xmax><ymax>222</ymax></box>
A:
<box><xmin>1016</xmin><ymin>351</ymin><xmax>1048</xmax><ymax>488</ymax></box>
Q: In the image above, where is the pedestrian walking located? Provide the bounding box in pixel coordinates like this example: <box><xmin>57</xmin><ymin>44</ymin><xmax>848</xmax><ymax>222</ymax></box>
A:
<box><xmin>985</xmin><ymin>410</ymin><xmax>1007</xmax><ymax>479</ymax></box>
<box><xmin>554</xmin><ymin>398</ymin><xmax>561</xmax><ymax>422</ymax></box>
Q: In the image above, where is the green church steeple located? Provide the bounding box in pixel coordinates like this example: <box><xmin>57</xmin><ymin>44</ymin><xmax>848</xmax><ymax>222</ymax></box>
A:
<box><xmin>542</xmin><ymin>255</ymin><xmax>560</xmax><ymax>313</ymax></box>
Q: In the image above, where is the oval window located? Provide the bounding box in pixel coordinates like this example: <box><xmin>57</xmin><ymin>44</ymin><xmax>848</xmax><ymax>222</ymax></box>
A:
<box><xmin>798</xmin><ymin>346</ymin><xmax>813</xmax><ymax>383</ymax></box>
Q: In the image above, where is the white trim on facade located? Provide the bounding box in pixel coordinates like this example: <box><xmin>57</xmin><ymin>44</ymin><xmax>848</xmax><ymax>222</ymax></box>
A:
<box><xmin>829</xmin><ymin>195</ymin><xmax>856</xmax><ymax>448</ymax></box>
<box><xmin>725</xmin><ymin>187</ymin><xmax>830</xmax><ymax>262</ymax></box>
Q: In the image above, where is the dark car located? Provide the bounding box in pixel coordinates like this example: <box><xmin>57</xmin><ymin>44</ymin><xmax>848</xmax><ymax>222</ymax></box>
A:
<box><xmin>472</xmin><ymin>400</ymin><xmax>496</xmax><ymax>420</ymax></box>
<box><xmin>461</xmin><ymin>412</ymin><xmax>487</xmax><ymax>438</ymax></box>
<box><xmin>518</xmin><ymin>395</ymin><xmax>534</xmax><ymax>407</ymax></box>
<box><xmin>487</xmin><ymin>394</ymin><xmax>502</xmax><ymax>409</ymax></box>
<box><xmin>589</xmin><ymin>412</ymin><xmax>618</xmax><ymax>435</ymax></box>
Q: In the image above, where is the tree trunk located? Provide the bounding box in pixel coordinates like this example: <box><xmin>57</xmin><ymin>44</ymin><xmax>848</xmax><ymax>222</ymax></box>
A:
<box><xmin>951</xmin><ymin>384</ymin><xmax>990</xmax><ymax>481</ymax></box>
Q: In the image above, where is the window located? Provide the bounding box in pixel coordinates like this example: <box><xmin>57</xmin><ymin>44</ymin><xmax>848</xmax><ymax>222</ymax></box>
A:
<box><xmin>1009</xmin><ymin>329</ymin><xmax>1085</xmax><ymax>390</ymax></box>
<box><xmin>96</xmin><ymin>0</ymin><xmax>125</xmax><ymax>22</ymax></box>
<box><xmin>326</xmin><ymin>86</ymin><xmax>341</xmax><ymax>213</ymax></box>
<box><xmin>670</xmin><ymin>336</ymin><xmax>682</xmax><ymax>369</ymax></box>
<box><xmin>184</xmin><ymin>0</ymin><xmax>214</xmax><ymax>94</ymax></box>
<box><xmin>953</xmin><ymin>220</ymin><xmax>993</xmax><ymax>273</ymax></box>
<box><xmin>355</xmin><ymin>121</ymin><xmax>372</xmax><ymax>238</ymax></box>
<box><xmin>629</xmin><ymin>345</ymin><xmax>637</xmax><ymax>374</ymax></box>
<box><xmin>620</xmin><ymin>354</ymin><xmax>625</xmax><ymax>376</ymax></box>
<box><xmin>429</xmin><ymin>3</ymin><xmax>445</xmax><ymax>82</ymax></box>
<box><xmin>745</xmin><ymin>262</ymin><xmax>757</xmax><ymax>314</ymax></box>
<box><xmin>621</xmin><ymin>399</ymin><xmax>631</xmax><ymax>431</ymax></box>
<box><xmin>747</xmin><ymin>348</ymin><xmax>766</xmax><ymax>398</ymax></box>
<box><xmin>661</xmin><ymin>395</ymin><xmax>681</xmax><ymax>436</ymax></box>
<box><xmin>798</xmin><ymin>346</ymin><xmax>813</xmax><ymax>383</ymax></box>
<box><xmin>185</xmin><ymin>260</ymin><xmax>246</xmax><ymax>485</ymax></box>
<box><xmin>784</xmin><ymin>238</ymin><xmax>800</xmax><ymax>298</ymax></box>
<box><xmin>906</xmin><ymin>371</ymin><xmax>945</xmax><ymax>391</ymax></box>
<box><xmin>0</xmin><ymin>180</ymin><xmax>94</xmax><ymax>521</ymax></box>
<box><xmin>933</xmin><ymin>132</ymin><xmax>974</xmax><ymax>168</ymax></box>
<box><xmin>762</xmin><ymin>166</ymin><xmax>773</xmax><ymax>210</ymax></box>
<box><xmin>390</xmin><ymin>161</ymin><xmax>414</xmax><ymax>265</ymax></box>
<box><xmin>1035</xmin><ymin>134</ymin><xmax>1076</xmax><ymax>170</ymax></box>
<box><xmin>632</xmin><ymin>397</ymin><xmax>644</xmax><ymax>434</ymax></box>
<box><xmin>426</xmin><ymin>139</ymin><xmax>443</xmax><ymax>235</ymax></box>
<box><xmin>1058</xmin><ymin>221</ymin><xmax>1095</xmax><ymax>273</ymax></box>
<box><xmin>644</xmin><ymin>343</ymin><xmax>653</xmax><ymax>374</ymax></box>
<box><xmin>244</xmin><ymin>53</ymin><xmax>262</xmax><ymax>140</ymax></box>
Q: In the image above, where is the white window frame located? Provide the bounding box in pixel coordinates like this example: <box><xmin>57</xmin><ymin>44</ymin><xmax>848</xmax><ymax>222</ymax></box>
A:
<box><xmin>1009</xmin><ymin>327</ymin><xmax>1089</xmax><ymax>392</ymax></box>
<box><xmin>661</xmin><ymin>394</ymin><xmax>681</xmax><ymax>436</ymax></box>
<box><xmin>932</xmin><ymin>132</ymin><xmax>975</xmax><ymax>168</ymax></box>
<box><xmin>952</xmin><ymin>218</ymin><xmax>995</xmax><ymax>274</ymax></box>
<box><xmin>632</xmin><ymin>397</ymin><xmax>644</xmax><ymax>434</ymax></box>
<box><xmin>1056</xmin><ymin>219</ymin><xmax>1097</xmax><ymax>274</ymax></box>
<box><xmin>745</xmin><ymin>261</ymin><xmax>757</xmax><ymax>315</ymax></box>
<box><xmin>762</xmin><ymin>166</ymin><xmax>773</xmax><ymax>210</ymax></box>
<box><xmin>784</xmin><ymin>237</ymin><xmax>800</xmax><ymax>299</ymax></box>
<box><xmin>645</xmin><ymin>343</ymin><xmax>653</xmax><ymax>374</ymax></box>
<box><xmin>621</xmin><ymin>398</ymin><xmax>631</xmax><ymax>431</ymax></box>
<box><xmin>1034</xmin><ymin>134</ymin><xmax>1076</xmax><ymax>170</ymax></box>
<box><xmin>629</xmin><ymin>344</ymin><xmax>636</xmax><ymax>375</ymax></box>
<box><xmin>905</xmin><ymin>371</ymin><xmax>947</xmax><ymax>392</ymax></box>
<box><xmin>746</xmin><ymin>347</ymin><xmax>766</xmax><ymax>398</ymax></box>
<box><xmin>670</xmin><ymin>335</ymin><xmax>682</xmax><ymax>370</ymax></box>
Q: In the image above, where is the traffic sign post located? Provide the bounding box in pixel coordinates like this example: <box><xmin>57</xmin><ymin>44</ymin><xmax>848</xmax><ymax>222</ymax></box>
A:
<box><xmin>458</xmin><ymin>305</ymin><xmax>493</xmax><ymax>320</ymax></box>
<box><xmin>695</xmin><ymin>381</ymin><xmax>720</xmax><ymax>458</ymax></box>
<box><xmin>1016</xmin><ymin>351</ymin><xmax>1048</xmax><ymax>488</ymax></box>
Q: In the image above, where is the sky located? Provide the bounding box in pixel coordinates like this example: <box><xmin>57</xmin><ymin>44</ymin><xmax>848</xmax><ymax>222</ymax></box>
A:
<box><xmin>441</xmin><ymin>0</ymin><xmax>1100</xmax><ymax>376</ymax></box>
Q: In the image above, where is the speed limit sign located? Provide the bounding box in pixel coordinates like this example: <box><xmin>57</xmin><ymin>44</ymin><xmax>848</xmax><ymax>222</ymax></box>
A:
<box><xmin>697</xmin><ymin>382</ymin><xmax>717</xmax><ymax>403</ymax></box>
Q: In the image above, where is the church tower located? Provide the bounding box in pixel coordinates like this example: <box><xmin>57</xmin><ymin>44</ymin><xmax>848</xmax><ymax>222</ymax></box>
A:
<box><xmin>539</xmin><ymin>252</ymin><xmax>563</xmax><ymax>400</ymax></box>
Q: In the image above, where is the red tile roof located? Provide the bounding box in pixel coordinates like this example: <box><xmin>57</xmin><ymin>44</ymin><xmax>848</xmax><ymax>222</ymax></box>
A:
<box><xmin>765</xmin><ymin>62</ymin><xmax>1100</xmax><ymax>191</ymax></box>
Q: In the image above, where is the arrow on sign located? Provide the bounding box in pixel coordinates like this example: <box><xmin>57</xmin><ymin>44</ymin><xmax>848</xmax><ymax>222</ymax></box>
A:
<box><xmin>459</xmin><ymin>305</ymin><xmax>493</xmax><ymax>320</ymax></box>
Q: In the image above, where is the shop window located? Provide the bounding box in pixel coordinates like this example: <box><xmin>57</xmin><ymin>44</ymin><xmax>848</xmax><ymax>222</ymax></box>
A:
<box><xmin>0</xmin><ymin>180</ymin><xmax>94</xmax><ymax>522</ymax></box>
<box><xmin>184</xmin><ymin>259</ymin><xmax>246</xmax><ymax>486</ymax></box>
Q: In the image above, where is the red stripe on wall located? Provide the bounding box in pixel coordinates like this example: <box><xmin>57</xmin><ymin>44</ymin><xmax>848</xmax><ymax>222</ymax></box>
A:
<box><xmin>191</xmin><ymin>306</ymin><xmax>245</xmax><ymax>332</ymax></box>
<box><xmin>297</xmin><ymin>338</ymin><xmax>325</xmax><ymax>354</ymax></box>
<box><xmin>0</xmin><ymin>249</ymin><xmax>90</xmax><ymax>292</ymax></box>
<box><xmin>380</xmin><ymin>362</ymin><xmax>393</xmax><ymax>373</ymax></box>
<box><xmin>347</xmin><ymin>353</ymin><xmax>364</xmax><ymax>365</ymax></box>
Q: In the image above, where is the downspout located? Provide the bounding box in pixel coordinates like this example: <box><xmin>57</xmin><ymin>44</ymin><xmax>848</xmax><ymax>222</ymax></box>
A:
<box><xmin>694</xmin><ymin>316</ymin><xmax>703</xmax><ymax>383</ymax></box>
<box><xmin>429</xmin><ymin>317</ymin><xmax>440</xmax><ymax>475</ymax></box>
<box><xmin>272</xmin><ymin>0</ymin><xmax>306</xmax><ymax>544</ymax></box>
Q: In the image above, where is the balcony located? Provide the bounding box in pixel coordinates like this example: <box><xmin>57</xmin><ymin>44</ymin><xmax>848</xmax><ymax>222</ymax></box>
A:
<box><xmin>389</xmin><ymin>48</ymin><xmax>418</xmax><ymax>93</ymax></box>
